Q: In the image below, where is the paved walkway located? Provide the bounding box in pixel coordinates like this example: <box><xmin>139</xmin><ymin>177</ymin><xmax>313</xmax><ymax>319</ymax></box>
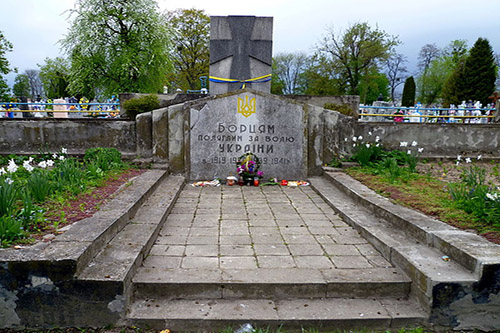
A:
<box><xmin>142</xmin><ymin>184</ymin><xmax>392</xmax><ymax>271</ymax></box>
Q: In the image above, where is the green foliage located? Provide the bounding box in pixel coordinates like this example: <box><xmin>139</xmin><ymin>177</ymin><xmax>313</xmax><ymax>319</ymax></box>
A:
<box><xmin>0</xmin><ymin>30</ymin><xmax>14</xmax><ymax>100</ymax></box>
<box><xmin>27</xmin><ymin>169</ymin><xmax>52</xmax><ymax>202</ymax></box>
<box><xmin>38</xmin><ymin>57</ymin><xmax>70</xmax><ymax>99</ymax></box>
<box><xmin>0</xmin><ymin>178</ymin><xmax>17</xmax><ymax>216</ymax></box>
<box><xmin>272</xmin><ymin>52</ymin><xmax>308</xmax><ymax>94</ymax></box>
<box><xmin>323</xmin><ymin>103</ymin><xmax>356</xmax><ymax>117</ymax></box>
<box><xmin>61</xmin><ymin>0</ymin><xmax>173</xmax><ymax>97</ymax></box>
<box><xmin>417</xmin><ymin>56</ymin><xmax>453</xmax><ymax>105</ymax></box>
<box><xmin>358</xmin><ymin>70</ymin><xmax>390</xmax><ymax>104</ymax></box>
<box><xmin>401</xmin><ymin>76</ymin><xmax>416</xmax><ymax>107</ymax></box>
<box><xmin>0</xmin><ymin>215</ymin><xmax>24</xmax><ymax>246</ymax></box>
<box><xmin>13</xmin><ymin>74</ymin><xmax>31</xmax><ymax>98</ymax></box>
<box><xmin>448</xmin><ymin>165</ymin><xmax>500</xmax><ymax>226</ymax></box>
<box><xmin>0</xmin><ymin>30</ymin><xmax>13</xmax><ymax>76</ymax></box>
<box><xmin>317</xmin><ymin>22</ymin><xmax>399</xmax><ymax>96</ymax></box>
<box><xmin>462</xmin><ymin>38</ymin><xmax>497</xmax><ymax>105</ymax></box>
<box><xmin>165</xmin><ymin>8</ymin><xmax>209</xmax><ymax>91</ymax></box>
<box><xmin>84</xmin><ymin>147</ymin><xmax>123</xmax><ymax>172</ymax></box>
<box><xmin>123</xmin><ymin>94</ymin><xmax>160</xmax><ymax>119</ymax></box>
<box><xmin>0</xmin><ymin>149</ymin><xmax>129</xmax><ymax>246</ymax></box>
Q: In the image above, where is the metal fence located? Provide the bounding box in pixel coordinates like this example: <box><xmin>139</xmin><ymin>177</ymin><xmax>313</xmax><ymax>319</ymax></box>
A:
<box><xmin>0</xmin><ymin>102</ymin><xmax>120</xmax><ymax>118</ymax></box>
<box><xmin>359</xmin><ymin>105</ymin><xmax>496</xmax><ymax>123</ymax></box>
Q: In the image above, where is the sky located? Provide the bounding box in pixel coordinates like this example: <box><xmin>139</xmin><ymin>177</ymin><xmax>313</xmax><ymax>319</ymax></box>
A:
<box><xmin>1</xmin><ymin>0</ymin><xmax>500</xmax><ymax>88</ymax></box>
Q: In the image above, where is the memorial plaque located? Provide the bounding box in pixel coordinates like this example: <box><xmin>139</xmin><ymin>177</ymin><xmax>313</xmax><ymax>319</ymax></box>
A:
<box><xmin>189</xmin><ymin>90</ymin><xmax>305</xmax><ymax>180</ymax></box>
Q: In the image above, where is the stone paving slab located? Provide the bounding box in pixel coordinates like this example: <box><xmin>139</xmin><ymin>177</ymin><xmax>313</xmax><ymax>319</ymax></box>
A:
<box><xmin>140</xmin><ymin>185</ymin><xmax>390</xmax><ymax>273</ymax></box>
<box><xmin>134</xmin><ymin>184</ymin><xmax>411</xmax><ymax>301</ymax></box>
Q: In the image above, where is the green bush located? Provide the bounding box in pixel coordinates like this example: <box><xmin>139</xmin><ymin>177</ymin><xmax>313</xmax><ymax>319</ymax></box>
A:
<box><xmin>84</xmin><ymin>147</ymin><xmax>123</xmax><ymax>172</ymax></box>
<box><xmin>324</xmin><ymin>103</ymin><xmax>356</xmax><ymax>117</ymax></box>
<box><xmin>123</xmin><ymin>94</ymin><xmax>160</xmax><ymax>119</ymax></box>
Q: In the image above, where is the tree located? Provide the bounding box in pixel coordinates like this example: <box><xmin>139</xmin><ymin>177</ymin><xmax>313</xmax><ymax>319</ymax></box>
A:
<box><xmin>417</xmin><ymin>43</ymin><xmax>441</xmax><ymax>72</ymax></box>
<box><xmin>417</xmin><ymin>43</ymin><xmax>441</xmax><ymax>103</ymax></box>
<box><xmin>272</xmin><ymin>52</ymin><xmax>308</xmax><ymax>95</ymax></box>
<box><xmin>401</xmin><ymin>76</ymin><xmax>416</xmax><ymax>107</ymax></box>
<box><xmin>316</xmin><ymin>22</ymin><xmax>399</xmax><ymax>96</ymax></box>
<box><xmin>38</xmin><ymin>57</ymin><xmax>70</xmax><ymax>99</ymax></box>
<box><xmin>462</xmin><ymin>38</ymin><xmax>497</xmax><ymax>104</ymax></box>
<box><xmin>24</xmin><ymin>69</ymin><xmax>43</xmax><ymax>99</ymax></box>
<box><xmin>61</xmin><ymin>0</ymin><xmax>173</xmax><ymax>97</ymax></box>
<box><xmin>13</xmin><ymin>74</ymin><xmax>30</xmax><ymax>98</ymax></box>
<box><xmin>298</xmin><ymin>53</ymin><xmax>344</xmax><ymax>96</ymax></box>
<box><xmin>385</xmin><ymin>53</ymin><xmax>408</xmax><ymax>101</ymax></box>
<box><xmin>358</xmin><ymin>70</ymin><xmax>389</xmax><ymax>104</ymax></box>
<box><xmin>165</xmin><ymin>8</ymin><xmax>209</xmax><ymax>91</ymax></box>
<box><xmin>417</xmin><ymin>56</ymin><xmax>453</xmax><ymax>105</ymax></box>
<box><xmin>0</xmin><ymin>30</ymin><xmax>14</xmax><ymax>100</ymax></box>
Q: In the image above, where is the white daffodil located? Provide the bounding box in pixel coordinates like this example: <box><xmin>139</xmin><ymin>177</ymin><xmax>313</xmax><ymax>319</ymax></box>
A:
<box><xmin>418</xmin><ymin>148</ymin><xmax>424</xmax><ymax>153</ymax></box>
<box><xmin>38</xmin><ymin>161</ymin><xmax>47</xmax><ymax>169</ymax></box>
<box><xmin>486</xmin><ymin>193</ymin><xmax>499</xmax><ymax>201</ymax></box>
<box><xmin>46</xmin><ymin>160</ymin><xmax>54</xmax><ymax>167</ymax></box>
<box><xmin>352</xmin><ymin>136</ymin><xmax>357</xmax><ymax>142</ymax></box>
<box><xmin>366</xmin><ymin>143</ymin><xmax>370</xmax><ymax>148</ymax></box>
<box><xmin>411</xmin><ymin>141</ymin><xmax>418</xmax><ymax>147</ymax></box>
<box><xmin>456</xmin><ymin>161</ymin><xmax>460</xmax><ymax>166</ymax></box>
<box><xmin>23</xmin><ymin>161</ymin><xmax>34</xmax><ymax>172</ymax></box>
<box><xmin>5</xmin><ymin>178</ymin><xmax>13</xmax><ymax>185</ymax></box>
<box><xmin>376</xmin><ymin>143</ymin><xmax>380</xmax><ymax>147</ymax></box>
<box><xmin>344</xmin><ymin>138</ymin><xmax>348</xmax><ymax>142</ymax></box>
<box><xmin>465</xmin><ymin>157</ymin><xmax>471</xmax><ymax>163</ymax></box>
<box><xmin>400</xmin><ymin>142</ymin><xmax>408</xmax><ymax>147</ymax></box>
<box><xmin>368</xmin><ymin>131</ymin><xmax>372</xmax><ymax>136</ymax></box>
<box><xmin>28</xmin><ymin>157</ymin><xmax>34</xmax><ymax>163</ymax></box>
<box><xmin>0</xmin><ymin>167</ymin><xmax>5</xmax><ymax>176</ymax></box>
<box><xmin>61</xmin><ymin>147</ymin><xmax>68</xmax><ymax>154</ymax></box>
<box><xmin>407</xmin><ymin>150</ymin><xmax>412</xmax><ymax>155</ymax></box>
<box><xmin>457</xmin><ymin>155</ymin><xmax>462</xmax><ymax>161</ymax></box>
<box><xmin>477</xmin><ymin>155</ymin><xmax>482</xmax><ymax>160</ymax></box>
<box><xmin>358</xmin><ymin>135</ymin><xmax>363</xmax><ymax>141</ymax></box>
<box><xmin>59</xmin><ymin>155</ymin><xmax>65</xmax><ymax>161</ymax></box>
<box><xmin>353</xmin><ymin>143</ymin><xmax>356</xmax><ymax>147</ymax></box>
<box><xmin>375</xmin><ymin>136</ymin><xmax>380</xmax><ymax>142</ymax></box>
<box><xmin>52</xmin><ymin>153</ymin><xmax>58</xmax><ymax>159</ymax></box>
<box><xmin>7</xmin><ymin>159</ymin><xmax>18</xmax><ymax>173</ymax></box>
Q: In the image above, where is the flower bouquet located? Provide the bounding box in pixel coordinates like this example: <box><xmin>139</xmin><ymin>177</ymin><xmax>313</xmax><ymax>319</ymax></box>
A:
<box><xmin>236</xmin><ymin>152</ymin><xmax>263</xmax><ymax>185</ymax></box>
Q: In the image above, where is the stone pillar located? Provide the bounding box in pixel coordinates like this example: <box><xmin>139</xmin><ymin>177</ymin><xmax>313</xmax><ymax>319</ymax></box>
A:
<box><xmin>495</xmin><ymin>100</ymin><xmax>500</xmax><ymax>123</ymax></box>
<box><xmin>209</xmin><ymin>16</ymin><xmax>273</xmax><ymax>95</ymax></box>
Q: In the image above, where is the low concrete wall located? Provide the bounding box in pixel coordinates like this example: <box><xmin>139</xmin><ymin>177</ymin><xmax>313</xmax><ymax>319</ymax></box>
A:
<box><xmin>353</xmin><ymin>122</ymin><xmax>500</xmax><ymax>159</ymax></box>
<box><xmin>0</xmin><ymin>119</ymin><xmax>137</xmax><ymax>157</ymax></box>
<box><xmin>284</xmin><ymin>95</ymin><xmax>360</xmax><ymax>116</ymax></box>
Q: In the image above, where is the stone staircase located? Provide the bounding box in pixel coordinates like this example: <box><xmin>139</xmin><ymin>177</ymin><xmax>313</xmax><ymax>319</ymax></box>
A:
<box><xmin>2</xmin><ymin>168</ymin><xmax>500</xmax><ymax>331</ymax></box>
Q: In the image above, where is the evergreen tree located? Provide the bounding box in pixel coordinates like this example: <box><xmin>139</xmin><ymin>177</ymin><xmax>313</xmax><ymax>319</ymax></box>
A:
<box><xmin>401</xmin><ymin>76</ymin><xmax>416</xmax><ymax>107</ymax></box>
<box><xmin>462</xmin><ymin>38</ymin><xmax>497</xmax><ymax>104</ymax></box>
<box><xmin>442</xmin><ymin>58</ymin><xmax>467</xmax><ymax>106</ymax></box>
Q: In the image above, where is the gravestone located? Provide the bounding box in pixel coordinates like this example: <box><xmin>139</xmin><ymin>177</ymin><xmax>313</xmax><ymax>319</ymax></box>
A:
<box><xmin>209</xmin><ymin>16</ymin><xmax>273</xmax><ymax>95</ymax></box>
<box><xmin>189</xmin><ymin>90</ymin><xmax>305</xmax><ymax>180</ymax></box>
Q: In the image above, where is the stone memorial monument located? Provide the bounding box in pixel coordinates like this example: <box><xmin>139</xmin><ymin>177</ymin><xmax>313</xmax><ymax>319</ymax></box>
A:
<box><xmin>209</xmin><ymin>16</ymin><xmax>273</xmax><ymax>95</ymax></box>
<box><xmin>189</xmin><ymin>90</ymin><xmax>306</xmax><ymax>180</ymax></box>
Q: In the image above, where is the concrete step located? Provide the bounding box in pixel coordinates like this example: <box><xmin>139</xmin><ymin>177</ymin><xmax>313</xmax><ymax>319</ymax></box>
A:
<box><xmin>77</xmin><ymin>174</ymin><xmax>185</xmax><ymax>282</ymax></box>
<box><xmin>127</xmin><ymin>297</ymin><xmax>427</xmax><ymax>331</ymax></box>
<box><xmin>309</xmin><ymin>173</ymin><xmax>479</xmax><ymax>312</ymax></box>
<box><xmin>132</xmin><ymin>267</ymin><xmax>411</xmax><ymax>300</ymax></box>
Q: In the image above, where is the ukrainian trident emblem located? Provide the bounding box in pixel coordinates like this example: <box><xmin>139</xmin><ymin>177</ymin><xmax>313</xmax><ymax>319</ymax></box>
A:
<box><xmin>237</xmin><ymin>96</ymin><xmax>256</xmax><ymax>118</ymax></box>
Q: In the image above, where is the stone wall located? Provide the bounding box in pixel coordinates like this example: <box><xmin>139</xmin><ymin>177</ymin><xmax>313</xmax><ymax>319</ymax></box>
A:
<box><xmin>0</xmin><ymin>119</ymin><xmax>136</xmax><ymax>157</ymax></box>
<box><xmin>353</xmin><ymin>122</ymin><xmax>500</xmax><ymax>159</ymax></box>
<box><xmin>284</xmin><ymin>95</ymin><xmax>360</xmax><ymax>116</ymax></box>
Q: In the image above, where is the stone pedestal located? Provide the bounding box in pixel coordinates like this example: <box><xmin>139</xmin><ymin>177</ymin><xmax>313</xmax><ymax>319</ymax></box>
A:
<box><xmin>209</xmin><ymin>16</ymin><xmax>273</xmax><ymax>95</ymax></box>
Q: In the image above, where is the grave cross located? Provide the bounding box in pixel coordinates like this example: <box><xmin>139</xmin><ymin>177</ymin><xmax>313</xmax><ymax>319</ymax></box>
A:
<box><xmin>209</xmin><ymin>16</ymin><xmax>273</xmax><ymax>95</ymax></box>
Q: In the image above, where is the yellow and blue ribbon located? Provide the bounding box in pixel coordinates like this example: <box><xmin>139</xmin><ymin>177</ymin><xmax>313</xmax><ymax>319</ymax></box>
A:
<box><xmin>209</xmin><ymin>74</ymin><xmax>272</xmax><ymax>89</ymax></box>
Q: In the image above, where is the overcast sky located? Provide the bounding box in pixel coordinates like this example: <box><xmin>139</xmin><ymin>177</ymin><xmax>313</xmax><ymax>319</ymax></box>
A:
<box><xmin>2</xmin><ymin>0</ymin><xmax>499</xmax><ymax>87</ymax></box>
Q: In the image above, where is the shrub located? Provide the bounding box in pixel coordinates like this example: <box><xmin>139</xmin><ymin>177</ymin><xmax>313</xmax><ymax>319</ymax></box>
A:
<box><xmin>324</xmin><ymin>103</ymin><xmax>356</xmax><ymax>117</ymax></box>
<box><xmin>123</xmin><ymin>94</ymin><xmax>160</xmax><ymax>119</ymax></box>
<box><xmin>0</xmin><ymin>215</ymin><xmax>24</xmax><ymax>246</ymax></box>
<box><xmin>84</xmin><ymin>147</ymin><xmax>123</xmax><ymax>172</ymax></box>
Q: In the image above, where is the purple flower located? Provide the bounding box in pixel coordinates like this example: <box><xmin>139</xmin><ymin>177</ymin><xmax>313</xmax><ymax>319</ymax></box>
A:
<box><xmin>257</xmin><ymin>171</ymin><xmax>263</xmax><ymax>177</ymax></box>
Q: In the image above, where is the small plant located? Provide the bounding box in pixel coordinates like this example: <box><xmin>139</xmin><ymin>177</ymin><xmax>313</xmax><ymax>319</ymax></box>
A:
<box><xmin>0</xmin><ymin>177</ymin><xmax>17</xmax><ymax>216</ymax></box>
<box><xmin>84</xmin><ymin>147</ymin><xmax>123</xmax><ymax>172</ymax></box>
<box><xmin>27</xmin><ymin>169</ymin><xmax>52</xmax><ymax>202</ymax></box>
<box><xmin>0</xmin><ymin>215</ymin><xmax>24</xmax><ymax>246</ymax></box>
<box><xmin>123</xmin><ymin>94</ymin><xmax>160</xmax><ymax>119</ymax></box>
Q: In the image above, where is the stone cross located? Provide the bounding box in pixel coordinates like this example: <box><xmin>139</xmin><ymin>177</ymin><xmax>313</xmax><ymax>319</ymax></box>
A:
<box><xmin>209</xmin><ymin>16</ymin><xmax>273</xmax><ymax>95</ymax></box>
